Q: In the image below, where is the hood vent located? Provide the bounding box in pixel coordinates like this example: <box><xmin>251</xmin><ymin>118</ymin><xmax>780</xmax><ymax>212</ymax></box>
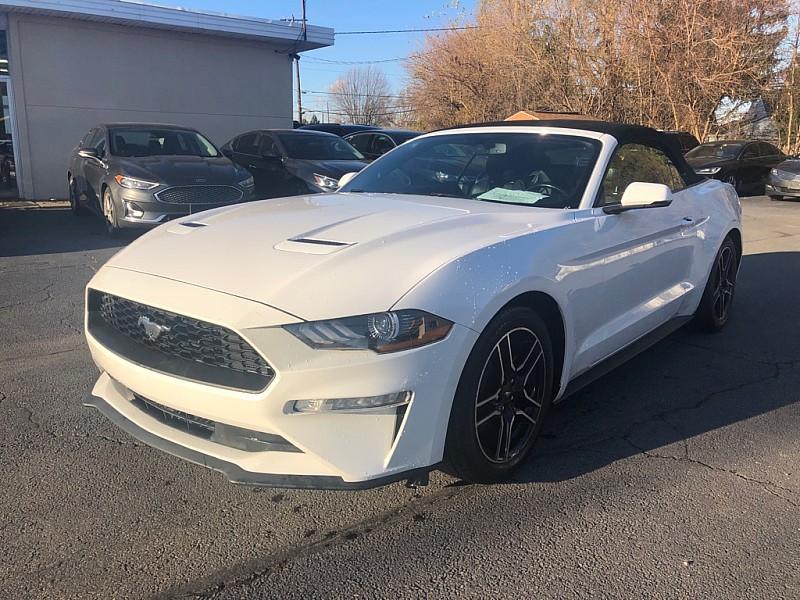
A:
<box><xmin>289</xmin><ymin>237</ymin><xmax>349</xmax><ymax>247</ymax></box>
<box><xmin>274</xmin><ymin>237</ymin><xmax>355</xmax><ymax>255</ymax></box>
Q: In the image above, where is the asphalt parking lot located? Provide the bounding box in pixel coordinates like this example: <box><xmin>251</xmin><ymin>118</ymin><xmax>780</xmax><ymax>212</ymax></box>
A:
<box><xmin>1</xmin><ymin>197</ymin><xmax>799</xmax><ymax>599</ymax></box>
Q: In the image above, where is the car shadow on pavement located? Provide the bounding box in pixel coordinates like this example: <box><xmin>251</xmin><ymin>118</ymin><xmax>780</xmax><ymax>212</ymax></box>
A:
<box><xmin>0</xmin><ymin>207</ymin><xmax>140</xmax><ymax>257</ymax></box>
<box><xmin>516</xmin><ymin>250</ymin><xmax>800</xmax><ymax>484</ymax></box>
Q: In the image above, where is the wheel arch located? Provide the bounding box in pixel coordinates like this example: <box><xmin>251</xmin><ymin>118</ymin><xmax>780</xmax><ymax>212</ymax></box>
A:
<box><xmin>726</xmin><ymin>227</ymin><xmax>742</xmax><ymax>260</ymax></box>
<box><xmin>498</xmin><ymin>291</ymin><xmax>566</xmax><ymax>397</ymax></box>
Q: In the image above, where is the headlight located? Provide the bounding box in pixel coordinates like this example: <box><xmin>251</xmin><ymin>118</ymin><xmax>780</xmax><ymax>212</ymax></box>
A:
<box><xmin>238</xmin><ymin>175</ymin><xmax>255</xmax><ymax>189</ymax></box>
<box><xmin>114</xmin><ymin>175</ymin><xmax>159</xmax><ymax>190</ymax></box>
<box><xmin>771</xmin><ymin>168</ymin><xmax>779</xmax><ymax>176</ymax></box>
<box><xmin>284</xmin><ymin>310</ymin><xmax>453</xmax><ymax>353</ymax></box>
<box><xmin>312</xmin><ymin>173</ymin><xmax>339</xmax><ymax>191</ymax></box>
<box><xmin>695</xmin><ymin>167</ymin><xmax>721</xmax><ymax>175</ymax></box>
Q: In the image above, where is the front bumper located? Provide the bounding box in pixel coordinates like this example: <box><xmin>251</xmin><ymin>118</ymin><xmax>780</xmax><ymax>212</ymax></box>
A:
<box><xmin>116</xmin><ymin>186</ymin><xmax>254</xmax><ymax>229</ymax></box>
<box><xmin>84</xmin><ymin>267</ymin><xmax>477</xmax><ymax>488</ymax></box>
<box><xmin>765</xmin><ymin>176</ymin><xmax>800</xmax><ymax>198</ymax></box>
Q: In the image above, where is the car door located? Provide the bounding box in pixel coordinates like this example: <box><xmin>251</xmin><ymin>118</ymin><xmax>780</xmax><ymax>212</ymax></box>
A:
<box><xmin>229</xmin><ymin>132</ymin><xmax>270</xmax><ymax>195</ymax></box>
<box><xmin>737</xmin><ymin>143</ymin><xmax>761</xmax><ymax>192</ymax></box>
<box><xmin>371</xmin><ymin>133</ymin><xmax>396</xmax><ymax>159</ymax></box>
<box><xmin>73</xmin><ymin>128</ymin><xmax>100</xmax><ymax>201</ymax></box>
<box><xmin>346</xmin><ymin>133</ymin><xmax>375</xmax><ymax>161</ymax></box>
<box><xmin>82</xmin><ymin>129</ymin><xmax>109</xmax><ymax>209</ymax></box>
<box><xmin>566</xmin><ymin>142</ymin><xmax>704</xmax><ymax>374</ymax></box>
<box><xmin>257</xmin><ymin>133</ymin><xmax>295</xmax><ymax>197</ymax></box>
<box><xmin>758</xmin><ymin>141</ymin><xmax>785</xmax><ymax>174</ymax></box>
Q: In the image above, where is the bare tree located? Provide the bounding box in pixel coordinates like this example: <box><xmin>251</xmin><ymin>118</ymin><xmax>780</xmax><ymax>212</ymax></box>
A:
<box><xmin>406</xmin><ymin>0</ymin><xmax>788</xmax><ymax>140</ymax></box>
<box><xmin>328</xmin><ymin>66</ymin><xmax>396</xmax><ymax>126</ymax></box>
<box><xmin>770</xmin><ymin>2</ymin><xmax>800</xmax><ymax>153</ymax></box>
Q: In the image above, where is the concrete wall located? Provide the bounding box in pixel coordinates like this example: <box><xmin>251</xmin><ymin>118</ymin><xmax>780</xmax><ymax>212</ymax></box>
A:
<box><xmin>7</xmin><ymin>13</ymin><xmax>293</xmax><ymax>199</ymax></box>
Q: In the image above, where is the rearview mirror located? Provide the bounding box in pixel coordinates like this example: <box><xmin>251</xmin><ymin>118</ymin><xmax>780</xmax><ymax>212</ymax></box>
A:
<box><xmin>604</xmin><ymin>182</ymin><xmax>672</xmax><ymax>214</ymax></box>
<box><xmin>78</xmin><ymin>148</ymin><xmax>99</xmax><ymax>160</ymax></box>
<box><xmin>338</xmin><ymin>172</ymin><xmax>358</xmax><ymax>189</ymax></box>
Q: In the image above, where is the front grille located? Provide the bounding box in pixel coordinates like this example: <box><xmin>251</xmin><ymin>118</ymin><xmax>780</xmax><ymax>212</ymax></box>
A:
<box><xmin>155</xmin><ymin>185</ymin><xmax>243</xmax><ymax>205</ymax></box>
<box><xmin>88</xmin><ymin>290</ymin><xmax>274</xmax><ymax>392</ymax></box>
<box><xmin>132</xmin><ymin>395</ymin><xmax>299</xmax><ymax>453</ymax></box>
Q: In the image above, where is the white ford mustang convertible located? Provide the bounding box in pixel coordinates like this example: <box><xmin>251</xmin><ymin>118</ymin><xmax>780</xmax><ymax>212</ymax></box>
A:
<box><xmin>84</xmin><ymin>120</ymin><xmax>742</xmax><ymax>489</ymax></box>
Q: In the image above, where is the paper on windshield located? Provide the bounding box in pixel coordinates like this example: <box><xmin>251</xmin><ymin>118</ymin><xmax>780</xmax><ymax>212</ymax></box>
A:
<box><xmin>477</xmin><ymin>188</ymin><xmax>547</xmax><ymax>204</ymax></box>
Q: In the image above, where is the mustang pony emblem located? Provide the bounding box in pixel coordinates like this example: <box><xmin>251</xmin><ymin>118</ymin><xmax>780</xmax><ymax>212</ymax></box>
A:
<box><xmin>137</xmin><ymin>316</ymin><xmax>170</xmax><ymax>341</ymax></box>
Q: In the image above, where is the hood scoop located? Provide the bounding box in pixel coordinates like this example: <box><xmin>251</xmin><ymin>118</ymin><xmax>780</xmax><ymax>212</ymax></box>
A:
<box><xmin>275</xmin><ymin>236</ymin><xmax>355</xmax><ymax>255</ymax></box>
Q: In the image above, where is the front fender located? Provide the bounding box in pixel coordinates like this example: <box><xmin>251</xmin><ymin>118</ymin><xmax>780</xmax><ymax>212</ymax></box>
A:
<box><xmin>392</xmin><ymin>239</ymin><xmax>576</xmax><ymax>396</ymax></box>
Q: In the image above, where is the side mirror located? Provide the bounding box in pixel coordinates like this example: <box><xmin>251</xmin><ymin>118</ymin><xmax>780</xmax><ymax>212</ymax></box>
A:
<box><xmin>604</xmin><ymin>182</ymin><xmax>672</xmax><ymax>214</ymax></box>
<box><xmin>338</xmin><ymin>172</ymin><xmax>358</xmax><ymax>189</ymax></box>
<box><xmin>78</xmin><ymin>148</ymin><xmax>99</xmax><ymax>160</ymax></box>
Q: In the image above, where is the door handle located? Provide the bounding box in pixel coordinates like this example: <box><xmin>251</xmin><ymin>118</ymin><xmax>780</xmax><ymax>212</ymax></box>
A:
<box><xmin>682</xmin><ymin>216</ymin><xmax>694</xmax><ymax>223</ymax></box>
<box><xmin>248</xmin><ymin>164</ymin><xmax>258</xmax><ymax>169</ymax></box>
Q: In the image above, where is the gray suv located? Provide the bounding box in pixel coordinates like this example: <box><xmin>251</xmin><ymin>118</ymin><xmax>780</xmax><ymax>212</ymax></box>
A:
<box><xmin>68</xmin><ymin>123</ymin><xmax>255</xmax><ymax>235</ymax></box>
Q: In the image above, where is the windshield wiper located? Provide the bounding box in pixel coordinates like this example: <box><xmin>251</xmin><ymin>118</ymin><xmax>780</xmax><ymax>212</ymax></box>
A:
<box><xmin>426</xmin><ymin>192</ymin><xmax>465</xmax><ymax>199</ymax></box>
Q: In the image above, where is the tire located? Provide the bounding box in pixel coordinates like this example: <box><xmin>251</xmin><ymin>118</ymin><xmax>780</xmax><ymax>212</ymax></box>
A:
<box><xmin>68</xmin><ymin>176</ymin><xmax>89</xmax><ymax>216</ymax></box>
<box><xmin>769</xmin><ymin>195</ymin><xmax>783</xmax><ymax>201</ymax></box>
<box><xmin>102</xmin><ymin>186</ymin><xmax>121</xmax><ymax>237</ymax></box>
<box><xmin>444</xmin><ymin>306</ymin><xmax>554</xmax><ymax>483</ymax></box>
<box><xmin>693</xmin><ymin>237</ymin><xmax>739</xmax><ymax>333</ymax></box>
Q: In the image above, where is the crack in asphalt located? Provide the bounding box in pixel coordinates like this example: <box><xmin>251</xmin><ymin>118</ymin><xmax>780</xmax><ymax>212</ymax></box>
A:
<box><xmin>0</xmin><ymin>281</ymin><xmax>55</xmax><ymax>311</ymax></box>
<box><xmin>623</xmin><ymin>437</ymin><xmax>799</xmax><ymax>508</ymax></box>
<box><xmin>0</xmin><ymin>346</ymin><xmax>82</xmax><ymax>365</ymax></box>
<box><xmin>159</xmin><ymin>482</ymin><xmax>474</xmax><ymax>600</ymax></box>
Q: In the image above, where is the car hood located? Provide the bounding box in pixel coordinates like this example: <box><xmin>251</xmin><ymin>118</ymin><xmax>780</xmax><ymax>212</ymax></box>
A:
<box><xmin>685</xmin><ymin>157</ymin><xmax>734</xmax><ymax>170</ymax></box>
<box><xmin>285</xmin><ymin>158</ymin><xmax>369</xmax><ymax>180</ymax></box>
<box><xmin>117</xmin><ymin>155</ymin><xmax>246</xmax><ymax>186</ymax></box>
<box><xmin>775</xmin><ymin>159</ymin><xmax>800</xmax><ymax>174</ymax></box>
<box><xmin>105</xmin><ymin>193</ymin><xmax>572</xmax><ymax>321</ymax></box>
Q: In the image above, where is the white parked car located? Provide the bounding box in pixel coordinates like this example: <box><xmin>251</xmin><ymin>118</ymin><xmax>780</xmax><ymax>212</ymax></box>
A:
<box><xmin>84</xmin><ymin>121</ymin><xmax>742</xmax><ymax>489</ymax></box>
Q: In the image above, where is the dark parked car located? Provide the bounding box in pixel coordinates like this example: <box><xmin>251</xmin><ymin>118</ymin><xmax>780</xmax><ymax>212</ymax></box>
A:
<box><xmin>766</xmin><ymin>158</ymin><xmax>800</xmax><ymax>201</ymax></box>
<box><xmin>298</xmin><ymin>123</ymin><xmax>378</xmax><ymax>137</ymax></box>
<box><xmin>343</xmin><ymin>129</ymin><xmax>421</xmax><ymax>162</ymax></box>
<box><xmin>685</xmin><ymin>140</ymin><xmax>785</xmax><ymax>195</ymax></box>
<box><xmin>68</xmin><ymin>123</ymin><xmax>254</xmax><ymax>235</ymax></box>
<box><xmin>0</xmin><ymin>140</ymin><xmax>15</xmax><ymax>186</ymax></box>
<box><xmin>660</xmin><ymin>130</ymin><xmax>700</xmax><ymax>154</ymax></box>
<box><xmin>221</xmin><ymin>129</ymin><xmax>368</xmax><ymax>198</ymax></box>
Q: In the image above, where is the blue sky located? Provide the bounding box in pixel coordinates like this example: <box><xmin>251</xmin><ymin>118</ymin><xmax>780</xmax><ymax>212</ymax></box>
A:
<box><xmin>163</xmin><ymin>0</ymin><xmax>476</xmax><ymax>118</ymax></box>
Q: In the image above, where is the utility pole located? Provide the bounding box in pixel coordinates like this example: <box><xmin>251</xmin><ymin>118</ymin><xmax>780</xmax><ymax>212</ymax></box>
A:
<box><xmin>296</xmin><ymin>0</ymin><xmax>306</xmax><ymax>125</ymax></box>
<box><xmin>295</xmin><ymin>56</ymin><xmax>302</xmax><ymax>124</ymax></box>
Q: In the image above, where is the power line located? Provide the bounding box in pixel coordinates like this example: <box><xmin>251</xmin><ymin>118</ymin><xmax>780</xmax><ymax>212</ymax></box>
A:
<box><xmin>304</xmin><ymin>56</ymin><xmax>408</xmax><ymax>65</ymax></box>
<box><xmin>335</xmin><ymin>26</ymin><xmax>478</xmax><ymax>36</ymax></box>
<box><xmin>302</xmin><ymin>89</ymin><xmax>407</xmax><ymax>99</ymax></box>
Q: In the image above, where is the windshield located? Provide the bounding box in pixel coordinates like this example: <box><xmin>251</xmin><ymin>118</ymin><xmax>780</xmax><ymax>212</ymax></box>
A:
<box><xmin>277</xmin><ymin>133</ymin><xmax>364</xmax><ymax>161</ymax></box>
<box><xmin>686</xmin><ymin>143</ymin><xmax>743</xmax><ymax>160</ymax></box>
<box><xmin>340</xmin><ymin>132</ymin><xmax>601</xmax><ymax>209</ymax></box>
<box><xmin>391</xmin><ymin>132</ymin><xmax>421</xmax><ymax>144</ymax></box>
<box><xmin>109</xmin><ymin>128</ymin><xmax>218</xmax><ymax>158</ymax></box>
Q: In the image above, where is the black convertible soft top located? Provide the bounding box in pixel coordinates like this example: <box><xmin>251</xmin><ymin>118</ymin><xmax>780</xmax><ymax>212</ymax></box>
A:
<box><xmin>442</xmin><ymin>119</ymin><xmax>703</xmax><ymax>186</ymax></box>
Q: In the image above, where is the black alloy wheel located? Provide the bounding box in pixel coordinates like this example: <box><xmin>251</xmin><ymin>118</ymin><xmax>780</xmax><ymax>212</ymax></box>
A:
<box><xmin>711</xmin><ymin>243</ymin><xmax>737</xmax><ymax>324</ymax></box>
<box><xmin>445</xmin><ymin>306</ymin><xmax>554</xmax><ymax>483</ymax></box>
<box><xmin>474</xmin><ymin>327</ymin><xmax>547</xmax><ymax>464</ymax></box>
<box><xmin>694</xmin><ymin>237</ymin><xmax>739</xmax><ymax>332</ymax></box>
